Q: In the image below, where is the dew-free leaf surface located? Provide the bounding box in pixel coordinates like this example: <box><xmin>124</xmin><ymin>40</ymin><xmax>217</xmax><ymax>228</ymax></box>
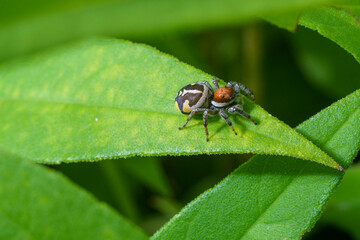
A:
<box><xmin>293</xmin><ymin>27</ymin><xmax>360</xmax><ymax>98</ymax></box>
<box><xmin>259</xmin><ymin>1</ymin><xmax>360</xmax><ymax>89</ymax></box>
<box><xmin>262</xmin><ymin>2</ymin><xmax>360</xmax><ymax>82</ymax></box>
<box><xmin>0</xmin><ymin>38</ymin><xmax>340</xmax><ymax>169</ymax></box>
<box><xmin>320</xmin><ymin>163</ymin><xmax>360</xmax><ymax>239</ymax></box>
<box><xmin>299</xmin><ymin>4</ymin><xmax>360</xmax><ymax>64</ymax></box>
<box><xmin>152</xmin><ymin>89</ymin><xmax>360</xmax><ymax>240</ymax></box>
<box><xmin>0</xmin><ymin>150</ymin><xmax>148</xmax><ymax>240</ymax></box>
<box><xmin>0</xmin><ymin>0</ymin><xmax>335</xmax><ymax>60</ymax></box>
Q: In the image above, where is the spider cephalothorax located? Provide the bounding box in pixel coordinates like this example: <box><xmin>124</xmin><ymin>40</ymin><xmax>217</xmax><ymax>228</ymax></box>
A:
<box><xmin>175</xmin><ymin>77</ymin><xmax>256</xmax><ymax>141</ymax></box>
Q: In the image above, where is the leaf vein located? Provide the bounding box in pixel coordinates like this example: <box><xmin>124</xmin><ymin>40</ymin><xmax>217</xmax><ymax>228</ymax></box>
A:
<box><xmin>238</xmin><ymin>162</ymin><xmax>310</xmax><ymax>239</ymax></box>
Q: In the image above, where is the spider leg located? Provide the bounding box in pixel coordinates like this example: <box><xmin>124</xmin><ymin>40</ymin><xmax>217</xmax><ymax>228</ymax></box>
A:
<box><xmin>197</xmin><ymin>81</ymin><xmax>214</xmax><ymax>94</ymax></box>
<box><xmin>203</xmin><ymin>110</ymin><xmax>210</xmax><ymax>141</ymax></box>
<box><xmin>228</xmin><ymin>105</ymin><xmax>257</xmax><ymax>125</ymax></box>
<box><xmin>212</xmin><ymin>77</ymin><xmax>219</xmax><ymax>90</ymax></box>
<box><xmin>203</xmin><ymin>108</ymin><xmax>219</xmax><ymax>141</ymax></box>
<box><xmin>226</xmin><ymin>82</ymin><xmax>255</xmax><ymax>102</ymax></box>
<box><xmin>219</xmin><ymin>109</ymin><xmax>237</xmax><ymax>135</ymax></box>
<box><xmin>179</xmin><ymin>108</ymin><xmax>208</xmax><ymax>130</ymax></box>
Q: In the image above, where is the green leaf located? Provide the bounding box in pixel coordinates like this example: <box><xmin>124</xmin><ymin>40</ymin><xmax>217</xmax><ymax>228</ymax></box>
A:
<box><xmin>152</xmin><ymin>89</ymin><xmax>360</xmax><ymax>240</ymax></box>
<box><xmin>0</xmin><ymin>0</ymin><xmax>336</xmax><ymax>60</ymax></box>
<box><xmin>100</xmin><ymin>160</ymin><xmax>140</xmax><ymax>221</ymax></box>
<box><xmin>262</xmin><ymin>9</ymin><xmax>301</xmax><ymax>31</ymax></box>
<box><xmin>320</xmin><ymin>163</ymin><xmax>360</xmax><ymax>239</ymax></box>
<box><xmin>0</xmin><ymin>38</ymin><xmax>341</xmax><ymax>170</ymax></box>
<box><xmin>299</xmin><ymin>5</ymin><xmax>360</xmax><ymax>64</ymax></box>
<box><xmin>0</xmin><ymin>150</ymin><xmax>148</xmax><ymax>240</ymax></box>
<box><xmin>293</xmin><ymin>27</ymin><xmax>360</xmax><ymax>98</ymax></box>
<box><xmin>260</xmin><ymin>2</ymin><xmax>360</xmax><ymax>117</ymax></box>
<box><xmin>119</xmin><ymin>157</ymin><xmax>171</xmax><ymax>196</ymax></box>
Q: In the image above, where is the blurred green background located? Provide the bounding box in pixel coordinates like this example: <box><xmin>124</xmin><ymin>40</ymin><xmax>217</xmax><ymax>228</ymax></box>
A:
<box><xmin>1</xmin><ymin>1</ymin><xmax>360</xmax><ymax>238</ymax></box>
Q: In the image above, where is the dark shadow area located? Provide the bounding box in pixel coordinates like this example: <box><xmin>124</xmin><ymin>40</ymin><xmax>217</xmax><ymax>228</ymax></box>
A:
<box><xmin>304</xmin><ymin>224</ymin><xmax>353</xmax><ymax>240</ymax></box>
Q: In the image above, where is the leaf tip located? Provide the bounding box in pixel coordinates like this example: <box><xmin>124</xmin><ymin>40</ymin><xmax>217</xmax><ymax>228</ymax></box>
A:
<box><xmin>337</xmin><ymin>165</ymin><xmax>344</xmax><ymax>172</ymax></box>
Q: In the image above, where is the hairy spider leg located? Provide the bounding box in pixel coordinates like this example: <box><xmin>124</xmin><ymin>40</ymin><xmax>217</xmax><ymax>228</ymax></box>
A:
<box><xmin>228</xmin><ymin>105</ymin><xmax>257</xmax><ymax>125</ymax></box>
<box><xmin>202</xmin><ymin>108</ymin><xmax>219</xmax><ymax>141</ymax></box>
<box><xmin>178</xmin><ymin>108</ymin><xmax>209</xmax><ymax>130</ymax></box>
<box><xmin>197</xmin><ymin>81</ymin><xmax>214</xmax><ymax>94</ymax></box>
<box><xmin>226</xmin><ymin>82</ymin><xmax>255</xmax><ymax>102</ymax></box>
<box><xmin>219</xmin><ymin>109</ymin><xmax>237</xmax><ymax>135</ymax></box>
<box><xmin>203</xmin><ymin>110</ymin><xmax>210</xmax><ymax>141</ymax></box>
<box><xmin>212</xmin><ymin>77</ymin><xmax>219</xmax><ymax>90</ymax></box>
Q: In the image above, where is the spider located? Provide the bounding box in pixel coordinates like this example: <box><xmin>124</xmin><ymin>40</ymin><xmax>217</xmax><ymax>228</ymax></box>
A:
<box><xmin>175</xmin><ymin>77</ymin><xmax>256</xmax><ymax>141</ymax></box>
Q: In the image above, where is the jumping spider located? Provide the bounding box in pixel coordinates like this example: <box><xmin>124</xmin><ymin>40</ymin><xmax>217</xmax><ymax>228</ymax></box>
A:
<box><xmin>175</xmin><ymin>77</ymin><xmax>256</xmax><ymax>141</ymax></box>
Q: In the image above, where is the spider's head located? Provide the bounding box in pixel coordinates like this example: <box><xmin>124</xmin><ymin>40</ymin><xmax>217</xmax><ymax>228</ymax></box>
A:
<box><xmin>213</xmin><ymin>87</ymin><xmax>235</xmax><ymax>103</ymax></box>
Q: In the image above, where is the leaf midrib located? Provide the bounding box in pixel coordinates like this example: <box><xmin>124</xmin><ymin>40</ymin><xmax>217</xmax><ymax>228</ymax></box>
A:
<box><xmin>322</xmin><ymin>105</ymin><xmax>360</xmax><ymax>149</ymax></box>
<box><xmin>238</xmin><ymin>161</ymin><xmax>310</xmax><ymax>239</ymax></box>
<box><xmin>0</xmin><ymin>97</ymin><xmax>179</xmax><ymax>116</ymax></box>
<box><xmin>1</xmin><ymin>96</ymin><xmax>341</xmax><ymax>167</ymax></box>
<box><xmin>1</xmin><ymin>97</ymin><xmax>329</xmax><ymax>152</ymax></box>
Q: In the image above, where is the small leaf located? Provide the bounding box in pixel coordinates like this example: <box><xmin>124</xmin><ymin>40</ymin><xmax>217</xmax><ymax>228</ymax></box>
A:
<box><xmin>299</xmin><ymin>5</ymin><xmax>360</xmax><ymax>64</ymax></box>
<box><xmin>0</xmin><ymin>38</ymin><xmax>341</xmax><ymax>170</ymax></box>
<box><xmin>152</xmin><ymin>89</ymin><xmax>360</xmax><ymax>240</ymax></box>
<box><xmin>293</xmin><ymin>27</ymin><xmax>360</xmax><ymax>98</ymax></box>
<box><xmin>0</xmin><ymin>149</ymin><xmax>148</xmax><ymax>240</ymax></box>
<box><xmin>0</xmin><ymin>0</ymin><xmax>336</xmax><ymax>60</ymax></box>
<box><xmin>320</xmin><ymin>164</ymin><xmax>360</xmax><ymax>239</ymax></box>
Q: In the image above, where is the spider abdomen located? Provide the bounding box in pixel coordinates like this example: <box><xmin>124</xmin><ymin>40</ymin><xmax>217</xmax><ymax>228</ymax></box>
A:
<box><xmin>175</xmin><ymin>83</ymin><xmax>212</xmax><ymax>114</ymax></box>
